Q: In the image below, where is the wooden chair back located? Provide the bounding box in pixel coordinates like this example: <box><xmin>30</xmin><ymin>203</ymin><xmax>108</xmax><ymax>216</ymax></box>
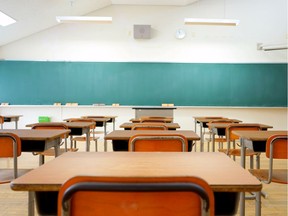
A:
<box><xmin>132</xmin><ymin>123</ymin><xmax>168</xmax><ymax>130</ymax></box>
<box><xmin>226</xmin><ymin>124</ymin><xmax>261</xmax><ymax>141</ymax></box>
<box><xmin>207</xmin><ymin>119</ymin><xmax>235</xmax><ymax>130</ymax></box>
<box><xmin>58</xmin><ymin>176</ymin><xmax>215</xmax><ymax>216</ymax></box>
<box><xmin>68</xmin><ymin>118</ymin><xmax>96</xmax><ymax>130</ymax></box>
<box><xmin>0</xmin><ymin>133</ymin><xmax>22</xmax><ymax>182</ymax></box>
<box><xmin>31</xmin><ymin>123</ymin><xmax>69</xmax><ymax>139</ymax></box>
<box><xmin>140</xmin><ymin>116</ymin><xmax>173</xmax><ymax>123</ymax></box>
<box><xmin>265</xmin><ymin>134</ymin><xmax>288</xmax><ymax>184</ymax></box>
<box><xmin>129</xmin><ymin>134</ymin><xmax>188</xmax><ymax>152</ymax></box>
<box><xmin>0</xmin><ymin>116</ymin><xmax>4</xmax><ymax>129</ymax></box>
<box><xmin>0</xmin><ymin>133</ymin><xmax>21</xmax><ymax>158</ymax></box>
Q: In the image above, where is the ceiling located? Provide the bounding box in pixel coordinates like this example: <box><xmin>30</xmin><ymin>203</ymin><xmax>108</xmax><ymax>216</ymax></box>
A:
<box><xmin>0</xmin><ymin>0</ymin><xmax>198</xmax><ymax>47</ymax></box>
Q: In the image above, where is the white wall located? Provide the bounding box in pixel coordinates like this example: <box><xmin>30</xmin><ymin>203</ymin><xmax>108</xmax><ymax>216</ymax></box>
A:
<box><xmin>0</xmin><ymin>0</ymin><xmax>287</xmax><ymax>62</ymax></box>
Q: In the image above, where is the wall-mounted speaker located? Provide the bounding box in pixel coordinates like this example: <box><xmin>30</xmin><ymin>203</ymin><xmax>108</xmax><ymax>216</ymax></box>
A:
<box><xmin>134</xmin><ymin>25</ymin><xmax>151</xmax><ymax>39</ymax></box>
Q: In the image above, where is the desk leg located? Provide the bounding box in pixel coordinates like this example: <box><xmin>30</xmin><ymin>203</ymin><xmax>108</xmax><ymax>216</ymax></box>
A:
<box><xmin>104</xmin><ymin>122</ymin><xmax>107</xmax><ymax>135</ymax></box>
<box><xmin>15</xmin><ymin>120</ymin><xmax>18</xmax><ymax>129</ymax></box>
<box><xmin>200</xmin><ymin>124</ymin><xmax>203</xmax><ymax>152</ymax></box>
<box><xmin>240</xmin><ymin>192</ymin><xmax>245</xmax><ymax>216</ymax></box>
<box><xmin>28</xmin><ymin>191</ymin><xmax>35</xmax><ymax>216</ymax></box>
<box><xmin>86</xmin><ymin>131</ymin><xmax>90</xmax><ymax>152</ymax></box>
<box><xmin>104</xmin><ymin>140</ymin><xmax>107</xmax><ymax>152</ymax></box>
<box><xmin>212</xmin><ymin>132</ymin><xmax>216</xmax><ymax>152</ymax></box>
<box><xmin>240</xmin><ymin>138</ymin><xmax>246</xmax><ymax>169</ymax></box>
<box><xmin>113</xmin><ymin>119</ymin><xmax>115</xmax><ymax>131</ymax></box>
<box><xmin>255</xmin><ymin>191</ymin><xmax>261</xmax><ymax>216</ymax></box>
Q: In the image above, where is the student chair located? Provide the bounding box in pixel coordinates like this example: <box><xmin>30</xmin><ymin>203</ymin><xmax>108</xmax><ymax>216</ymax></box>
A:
<box><xmin>58</xmin><ymin>176</ymin><xmax>215</xmax><ymax>216</ymax></box>
<box><xmin>250</xmin><ymin>134</ymin><xmax>288</xmax><ymax>184</ymax></box>
<box><xmin>0</xmin><ymin>133</ymin><xmax>31</xmax><ymax>184</ymax></box>
<box><xmin>206</xmin><ymin>119</ymin><xmax>235</xmax><ymax>152</ymax></box>
<box><xmin>249</xmin><ymin>134</ymin><xmax>287</xmax><ymax>207</ymax></box>
<box><xmin>131</xmin><ymin>123</ymin><xmax>168</xmax><ymax>130</ymax></box>
<box><xmin>31</xmin><ymin>123</ymin><xmax>76</xmax><ymax>165</ymax></box>
<box><xmin>68</xmin><ymin>118</ymin><xmax>99</xmax><ymax>152</ymax></box>
<box><xmin>128</xmin><ymin>134</ymin><xmax>188</xmax><ymax>152</ymax></box>
<box><xmin>219</xmin><ymin>124</ymin><xmax>261</xmax><ymax>169</ymax></box>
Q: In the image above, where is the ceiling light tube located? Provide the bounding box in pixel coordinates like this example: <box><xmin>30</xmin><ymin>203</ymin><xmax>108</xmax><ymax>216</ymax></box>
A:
<box><xmin>56</xmin><ymin>16</ymin><xmax>112</xmax><ymax>24</ymax></box>
<box><xmin>0</xmin><ymin>11</ymin><xmax>16</xmax><ymax>26</ymax></box>
<box><xmin>257</xmin><ymin>43</ymin><xmax>288</xmax><ymax>51</ymax></box>
<box><xmin>184</xmin><ymin>18</ymin><xmax>240</xmax><ymax>26</ymax></box>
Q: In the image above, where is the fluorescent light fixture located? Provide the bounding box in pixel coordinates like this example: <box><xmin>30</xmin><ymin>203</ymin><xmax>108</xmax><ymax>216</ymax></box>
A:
<box><xmin>56</xmin><ymin>16</ymin><xmax>112</xmax><ymax>24</ymax></box>
<box><xmin>0</xmin><ymin>11</ymin><xmax>16</xmax><ymax>26</ymax></box>
<box><xmin>257</xmin><ymin>43</ymin><xmax>288</xmax><ymax>51</ymax></box>
<box><xmin>184</xmin><ymin>18</ymin><xmax>240</xmax><ymax>26</ymax></box>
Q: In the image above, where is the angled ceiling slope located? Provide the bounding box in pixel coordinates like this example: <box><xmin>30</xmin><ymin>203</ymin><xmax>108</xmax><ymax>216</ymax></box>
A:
<box><xmin>0</xmin><ymin>0</ymin><xmax>199</xmax><ymax>47</ymax></box>
<box><xmin>111</xmin><ymin>0</ymin><xmax>198</xmax><ymax>6</ymax></box>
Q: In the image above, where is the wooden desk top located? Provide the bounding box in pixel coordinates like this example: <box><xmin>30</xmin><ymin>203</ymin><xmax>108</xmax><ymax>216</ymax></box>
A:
<box><xmin>2</xmin><ymin>115</ymin><xmax>23</xmax><ymax>118</ymax></box>
<box><xmin>11</xmin><ymin>152</ymin><xmax>261</xmax><ymax>193</ymax></box>
<box><xmin>0</xmin><ymin>129</ymin><xmax>70</xmax><ymax>141</ymax></box>
<box><xmin>63</xmin><ymin>117</ymin><xmax>111</xmax><ymax>122</ymax></box>
<box><xmin>207</xmin><ymin>123</ymin><xmax>273</xmax><ymax>130</ymax></box>
<box><xmin>120</xmin><ymin>122</ymin><xmax>180</xmax><ymax>129</ymax></box>
<box><xmin>105</xmin><ymin>130</ymin><xmax>200</xmax><ymax>141</ymax></box>
<box><xmin>26</xmin><ymin>122</ymin><xmax>94</xmax><ymax>129</ymax></box>
<box><xmin>130</xmin><ymin>117</ymin><xmax>173</xmax><ymax>123</ymax></box>
<box><xmin>196</xmin><ymin>118</ymin><xmax>242</xmax><ymax>124</ymax></box>
<box><xmin>82</xmin><ymin>116</ymin><xmax>117</xmax><ymax>119</ymax></box>
<box><xmin>232</xmin><ymin>130</ymin><xmax>287</xmax><ymax>141</ymax></box>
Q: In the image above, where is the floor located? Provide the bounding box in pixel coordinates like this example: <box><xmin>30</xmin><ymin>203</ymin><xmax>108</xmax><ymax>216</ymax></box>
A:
<box><xmin>0</xmin><ymin>137</ymin><xmax>287</xmax><ymax>216</ymax></box>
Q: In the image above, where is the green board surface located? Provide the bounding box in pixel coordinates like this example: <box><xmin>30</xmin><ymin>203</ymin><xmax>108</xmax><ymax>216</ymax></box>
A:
<box><xmin>0</xmin><ymin>61</ymin><xmax>287</xmax><ymax>106</ymax></box>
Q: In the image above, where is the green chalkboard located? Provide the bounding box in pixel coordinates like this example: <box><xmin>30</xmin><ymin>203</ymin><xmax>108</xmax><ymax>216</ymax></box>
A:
<box><xmin>0</xmin><ymin>61</ymin><xmax>287</xmax><ymax>106</ymax></box>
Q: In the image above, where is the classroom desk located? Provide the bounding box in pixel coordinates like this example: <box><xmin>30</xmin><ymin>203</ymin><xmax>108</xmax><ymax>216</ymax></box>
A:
<box><xmin>0</xmin><ymin>129</ymin><xmax>70</xmax><ymax>155</ymax></box>
<box><xmin>1</xmin><ymin>115</ymin><xmax>22</xmax><ymax>129</ymax></box>
<box><xmin>10</xmin><ymin>152</ymin><xmax>262</xmax><ymax>216</ymax></box>
<box><xmin>105</xmin><ymin>130</ymin><xmax>200</xmax><ymax>152</ymax></box>
<box><xmin>231</xmin><ymin>130</ymin><xmax>287</xmax><ymax>216</ymax></box>
<box><xmin>194</xmin><ymin>117</ymin><xmax>242</xmax><ymax>152</ymax></box>
<box><xmin>129</xmin><ymin>117</ymin><xmax>173</xmax><ymax>123</ymax></box>
<box><xmin>120</xmin><ymin>122</ymin><xmax>180</xmax><ymax>130</ymax></box>
<box><xmin>81</xmin><ymin>115</ymin><xmax>117</xmax><ymax>131</ymax></box>
<box><xmin>26</xmin><ymin>122</ymin><xmax>94</xmax><ymax>152</ymax></box>
<box><xmin>64</xmin><ymin>117</ymin><xmax>110</xmax><ymax>135</ymax></box>
<box><xmin>207</xmin><ymin>123</ymin><xmax>273</xmax><ymax>152</ymax></box>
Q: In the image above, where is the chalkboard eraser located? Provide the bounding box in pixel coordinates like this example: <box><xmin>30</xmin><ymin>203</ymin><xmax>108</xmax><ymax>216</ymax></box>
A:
<box><xmin>112</xmin><ymin>103</ymin><xmax>120</xmax><ymax>107</ymax></box>
<box><xmin>162</xmin><ymin>103</ymin><xmax>174</xmax><ymax>107</ymax></box>
<box><xmin>54</xmin><ymin>102</ymin><xmax>61</xmax><ymax>106</ymax></box>
<box><xmin>1</xmin><ymin>102</ymin><xmax>9</xmax><ymax>106</ymax></box>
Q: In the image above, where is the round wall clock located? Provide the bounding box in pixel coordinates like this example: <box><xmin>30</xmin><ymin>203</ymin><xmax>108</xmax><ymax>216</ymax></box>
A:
<box><xmin>175</xmin><ymin>29</ymin><xmax>186</xmax><ymax>39</ymax></box>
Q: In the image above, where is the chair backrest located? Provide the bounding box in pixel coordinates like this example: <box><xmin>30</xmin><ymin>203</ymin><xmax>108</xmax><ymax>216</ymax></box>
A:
<box><xmin>265</xmin><ymin>134</ymin><xmax>288</xmax><ymax>184</ymax></box>
<box><xmin>0</xmin><ymin>133</ymin><xmax>21</xmax><ymax>181</ymax></box>
<box><xmin>58</xmin><ymin>176</ymin><xmax>215</xmax><ymax>216</ymax></box>
<box><xmin>31</xmin><ymin>123</ymin><xmax>69</xmax><ymax>139</ymax></box>
<box><xmin>140</xmin><ymin>118</ymin><xmax>168</xmax><ymax>123</ymax></box>
<box><xmin>207</xmin><ymin>119</ymin><xmax>235</xmax><ymax>130</ymax></box>
<box><xmin>0</xmin><ymin>116</ymin><xmax>4</xmax><ymax>129</ymax></box>
<box><xmin>0</xmin><ymin>116</ymin><xmax>4</xmax><ymax>124</ymax></box>
<box><xmin>129</xmin><ymin>134</ymin><xmax>188</xmax><ymax>152</ymax></box>
<box><xmin>226</xmin><ymin>124</ymin><xmax>261</xmax><ymax>141</ymax></box>
<box><xmin>0</xmin><ymin>133</ymin><xmax>21</xmax><ymax>158</ymax></box>
<box><xmin>68</xmin><ymin>118</ymin><xmax>96</xmax><ymax>130</ymax></box>
<box><xmin>132</xmin><ymin>123</ymin><xmax>168</xmax><ymax>131</ymax></box>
